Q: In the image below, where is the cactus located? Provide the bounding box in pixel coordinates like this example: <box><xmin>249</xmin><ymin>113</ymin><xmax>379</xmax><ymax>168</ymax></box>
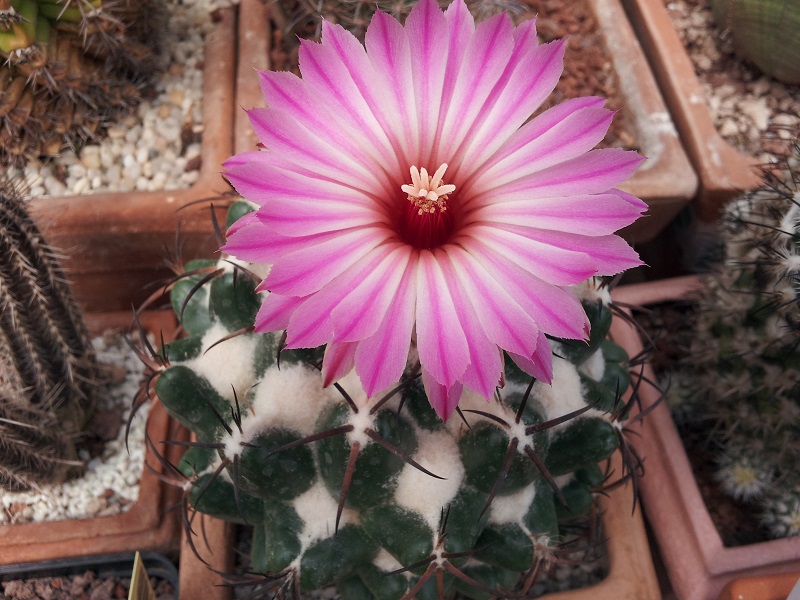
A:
<box><xmin>671</xmin><ymin>137</ymin><xmax>800</xmax><ymax>538</ymax></box>
<box><xmin>143</xmin><ymin>201</ymin><xmax>643</xmax><ymax>599</ymax></box>
<box><xmin>710</xmin><ymin>0</ymin><xmax>800</xmax><ymax>84</ymax></box>
<box><xmin>0</xmin><ymin>0</ymin><xmax>164</xmax><ymax>166</ymax></box>
<box><xmin>0</xmin><ymin>175</ymin><xmax>97</xmax><ymax>490</ymax></box>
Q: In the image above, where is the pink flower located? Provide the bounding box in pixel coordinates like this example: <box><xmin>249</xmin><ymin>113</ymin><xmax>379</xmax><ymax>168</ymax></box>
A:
<box><xmin>223</xmin><ymin>0</ymin><xmax>645</xmax><ymax>420</ymax></box>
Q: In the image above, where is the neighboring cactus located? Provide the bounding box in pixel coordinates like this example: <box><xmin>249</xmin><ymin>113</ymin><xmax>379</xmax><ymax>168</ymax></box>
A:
<box><xmin>0</xmin><ymin>176</ymin><xmax>97</xmax><ymax>490</ymax></box>
<box><xmin>144</xmin><ymin>202</ymin><xmax>642</xmax><ymax>599</ymax></box>
<box><xmin>671</xmin><ymin>138</ymin><xmax>800</xmax><ymax>538</ymax></box>
<box><xmin>710</xmin><ymin>0</ymin><xmax>800</xmax><ymax>84</ymax></box>
<box><xmin>0</xmin><ymin>0</ymin><xmax>164</xmax><ymax>166</ymax></box>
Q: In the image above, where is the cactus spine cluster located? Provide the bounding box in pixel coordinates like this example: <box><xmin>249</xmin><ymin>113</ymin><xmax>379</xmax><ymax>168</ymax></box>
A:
<box><xmin>147</xmin><ymin>202</ymin><xmax>641</xmax><ymax>599</ymax></box>
<box><xmin>710</xmin><ymin>0</ymin><xmax>800</xmax><ymax>84</ymax></box>
<box><xmin>0</xmin><ymin>176</ymin><xmax>97</xmax><ymax>490</ymax></box>
<box><xmin>671</xmin><ymin>139</ymin><xmax>800</xmax><ymax>538</ymax></box>
<box><xmin>0</xmin><ymin>0</ymin><xmax>164</xmax><ymax>166</ymax></box>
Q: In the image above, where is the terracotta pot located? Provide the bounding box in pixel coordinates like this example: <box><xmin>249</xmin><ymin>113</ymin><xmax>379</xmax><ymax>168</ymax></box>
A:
<box><xmin>0</xmin><ymin>311</ymin><xmax>185</xmax><ymax>565</ymax></box>
<box><xmin>610</xmin><ymin>277</ymin><xmax>800</xmax><ymax>600</ymax></box>
<box><xmin>175</xmin><ymin>450</ymin><xmax>660</xmax><ymax>600</ymax></box>
<box><xmin>234</xmin><ymin>0</ymin><xmax>697</xmax><ymax>244</ymax></box>
<box><xmin>27</xmin><ymin>5</ymin><xmax>237</xmax><ymax>314</ymax></box>
<box><xmin>620</xmin><ymin>0</ymin><xmax>761</xmax><ymax>223</ymax></box>
<box><xmin>717</xmin><ymin>571</ymin><xmax>800</xmax><ymax>600</ymax></box>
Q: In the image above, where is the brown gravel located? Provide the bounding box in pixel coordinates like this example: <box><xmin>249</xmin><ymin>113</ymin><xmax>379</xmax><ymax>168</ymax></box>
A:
<box><xmin>0</xmin><ymin>571</ymin><xmax>174</xmax><ymax>600</ymax></box>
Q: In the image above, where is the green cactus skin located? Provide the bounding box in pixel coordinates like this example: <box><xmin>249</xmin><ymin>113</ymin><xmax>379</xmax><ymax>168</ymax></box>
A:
<box><xmin>0</xmin><ymin>176</ymin><xmax>97</xmax><ymax>489</ymax></box>
<box><xmin>148</xmin><ymin>201</ymin><xmax>641</xmax><ymax>599</ymax></box>
<box><xmin>710</xmin><ymin>0</ymin><xmax>800</xmax><ymax>84</ymax></box>
<box><xmin>671</xmin><ymin>139</ymin><xmax>800</xmax><ymax>539</ymax></box>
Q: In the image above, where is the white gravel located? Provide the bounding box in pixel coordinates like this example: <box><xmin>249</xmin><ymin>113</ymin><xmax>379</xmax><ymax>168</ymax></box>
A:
<box><xmin>664</xmin><ymin>0</ymin><xmax>799</xmax><ymax>165</ymax></box>
<box><xmin>11</xmin><ymin>0</ymin><xmax>222</xmax><ymax>198</ymax></box>
<box><xmin>1</xmin><ymin>334</ymin><xmax>149</xmax><ymax>525</ymax></box>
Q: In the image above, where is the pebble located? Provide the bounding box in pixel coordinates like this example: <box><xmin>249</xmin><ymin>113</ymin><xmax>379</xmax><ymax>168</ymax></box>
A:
<box><xmin>11</xmin><ymin>0</ymin><xmax>227</xmax><ymax>197</ymax></box>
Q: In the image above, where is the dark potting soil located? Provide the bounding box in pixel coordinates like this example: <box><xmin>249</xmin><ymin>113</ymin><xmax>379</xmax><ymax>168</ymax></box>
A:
<box><xmin>634</xmin><ymin>301</ymin><xmax>774</xmax><ymax>547</ymax></box>
<box><xmin>0</xmin><ymin>570</ymin><xmax>174</xmax><ymax>600</ymax></box>
<box><xmin>268</xmin><ymin>0</ymin><xmax>639</xmax><ymax>153</ymax></box>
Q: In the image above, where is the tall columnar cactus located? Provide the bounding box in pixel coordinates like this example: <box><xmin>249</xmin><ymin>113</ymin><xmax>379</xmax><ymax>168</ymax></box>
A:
<box><xmin>671</xmin><ymin>139</ymin><xmax>800</xmax><ymax>538</ymax></box>
<box><xmin>710</xmin><ymin>0</ymin><xmax>800</xmax><ymax>84</ymax></box>
<box><xmin>0</xmin><ymin>0</ymin><xmax>164</xmax><ymax>166</ymax></box>
<box><xmin>146</xmin><ymin>202</ymin><xmax>641</xmax><ymax>599</ymax></box>
<box><xmin>0</xmin><ymin>176</ymin><xmax>97</xmax><ymax>489</ymax></box>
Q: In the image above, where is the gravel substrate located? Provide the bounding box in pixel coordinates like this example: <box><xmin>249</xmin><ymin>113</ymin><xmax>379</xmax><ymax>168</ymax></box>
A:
<box><xmin>11</xmin><ymin>0</ymin><xmax>220</xmax><ymax>198</ymax></box>
<box><xmin>665</xmin><ymin>0</ymin><xmax>799</xmax><ymax>165</ymax></box>
<box><xmin>1</xmin><ymin>334</ymin><xmax>148</xmax><ymax>526</ymax></box>
<box><xmin>1</xmin><ymin>570</ymin><xmax>175</xmax><ymax>600</ymax></box>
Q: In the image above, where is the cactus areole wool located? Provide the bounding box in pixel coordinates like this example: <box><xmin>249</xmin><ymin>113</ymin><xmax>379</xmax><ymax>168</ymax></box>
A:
<box><xmin>222</xmin><ymin>0</ymin><xmax>646</xmax><ymax>419</ymax></box>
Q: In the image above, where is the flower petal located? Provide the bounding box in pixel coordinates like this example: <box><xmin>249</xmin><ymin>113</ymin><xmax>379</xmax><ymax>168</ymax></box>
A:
<box><xmin>331</xmin><ymin>244</ymin><xmax>413</xmax><ymax>342</ymax></box>
<box><xmin>415</xmin><ymin>250</ymin><xmax>470</xmax><ymax>387</ymax></box>
<box><xmin>460</xmin><ymin>225</ymin><xmax>598</xmax><ymax>286</ymax></box>
<box><xmin>355</xmin><ymin>253</ymin><xmax>418</xmax><ymax>396</ymax></box>
<box><xmin>265</xmin><ymin>227</ymin><xmax>387</xmax><ymax>297</ymax></box>
<box><xmin>443</xmin><ymin>245</ymin><xmax>539</xmax><ymax>358</ymax></box>
<box><xmin>471</xmin><ymin>192</ymin><xmax>644</xmax><ymax>236</ymax></box>
<box><xmin>422</xmin><ymin>366</ymin><xmax>463</xmax><ymax>421</ymax></box>
<box><xmin>508</xmin><ymin>331</ymin><xmax>553</xmax><ymax>383</ymax></box>
<box><xmin>254</xmin><ymin>293</ymin><xmax>301</xmax><ymax>332</ymax></box>
<box><xmin>322</xmin><ymin>341</ymin><xmax>358</xmax><ymax>387</ymax></box>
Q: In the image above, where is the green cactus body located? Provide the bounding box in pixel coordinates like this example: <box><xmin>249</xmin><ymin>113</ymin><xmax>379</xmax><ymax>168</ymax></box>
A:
<box><xmin>154</xmin><ymin>202</ymin><xmax>635</xmax><ymax>598</ymax></box>
<box><xmin>710</xmin><ymin>0</ymin><xmax>800</xmax><ymax>84</ymax></box>
<box><xmin>671</xmin><ymin>142</ymin><xmax>800</xmax><ymax>539</ymax></box>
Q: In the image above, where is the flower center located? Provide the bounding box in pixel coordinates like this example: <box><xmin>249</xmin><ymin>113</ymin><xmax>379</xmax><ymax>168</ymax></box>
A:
<box><xmin>398</xmin><ymin>164</ymin><xmax>456</xmax><ymax>250</ymax></box>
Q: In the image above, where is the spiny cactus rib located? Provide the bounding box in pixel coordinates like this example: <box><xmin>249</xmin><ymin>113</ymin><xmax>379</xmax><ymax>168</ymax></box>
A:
<box><xmin>669</xmin><ymin>135</ymin><xmax>800</xmax><ymax>540</ymax></box>
<box><xmin>0</xmin><ymin>176</ymin><xmax>97</xmax><ymax>489</ymax></box>
<box><xmin>0</xmin><ymin>0</ymin><xmax>164</xmax><ymax>165</ymax></box>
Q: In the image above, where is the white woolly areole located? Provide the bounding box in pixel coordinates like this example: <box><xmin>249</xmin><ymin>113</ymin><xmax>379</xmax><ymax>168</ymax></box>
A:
<box><xmin>292</xmin><ymin>480</ymin><xmax>358</xmax><ymax>554</ymax></box>
<box><xmin>578</xmin><ymin>348</ymin><xmax>606</xmax><ymax>382</ymax></box>
<box><xmin>532</xmin><ymin>358</ymin><xmax>591</xmax><ymax>428</ymax></box>
<box><xmin>445</xmin><ymin>388</ymin><xmax>516</xmax><ymax>438</ymax></box>
<box><xmin>488</xmin><ymin>484</ymin><xmax>536</xmax><ymax>525</ymax></box>
<box><xmin>372</xmin><ymin>548</ymin><xmax>404</xmax><ymax>573</ymax></box>
<box><xmin>246</xmin><ymin>363</ymin><xmax>335</xmax><ymax>437</ymax></box>
<box><xmin>393</xmin><ymin>428</ymin><xmax>465</xmax><ymax>530</ymax></box>
<box><xmin>186</xmin><ymin>322</ymin><xmax>258</xmax><ymax>403</ymax></box>
<box><xmin>570</xmin><ymin>277</ymin><xmax>610</xmax><ymax>305</ymax></box>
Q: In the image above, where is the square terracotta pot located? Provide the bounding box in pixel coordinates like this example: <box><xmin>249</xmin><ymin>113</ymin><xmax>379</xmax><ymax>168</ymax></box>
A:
<box><xmin>610</xmin><ymin>277</ymin><xmax>800</xmax><ymax>600</ymax></box>
<box><xmin>176</xmin><ymin>450</ymin><xmax>660</xmax><ymax>600</ymax></box>
<box><xmin>620</xmin><ymin>0</ymin><xmax>762</xmax><ymax>222</ymax></box>
<box><xmin>0</xmin><ymin>311</ymin><xmax>185</xmax><ymax>565</ymax></box>
<box><xmin>234</xmin><ymin>0</ymin><xmax>698</xmax><ymax>244</ymax></box>
<box><xmin>27</xmin><ymin>4</ymin><xmax>238</xmax><ymax>314</ymax></box>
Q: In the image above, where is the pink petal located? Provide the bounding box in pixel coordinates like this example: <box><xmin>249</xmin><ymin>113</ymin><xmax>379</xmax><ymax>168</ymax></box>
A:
<box><xmin>355</xmin><ymin>253</ymin><xmax>418</xmax><ymax>396</ymax></box>
<box><xmin>322</xmin><ymin>342</ymin><xmax>358</xmax><ymax>387</ymax></box>
<box><xmin>365</xmin><ymin>10</ymin><xmax>418</xmax><ymax>164</ymax></box>
<box><xmin>454</xmin><ymin>39</ymin><xmax>567</xmax><ymax>177</ymax></box>
<box><xmin>471</xmin><ymin>192</ymin><xmax>644</xmax><ymax>236</ymax></box>
<box><xmin>254</xmin><ymin>293</ymin><xmax>301</xmax><ymax>332</ymax></box>
<box><xmin>415</xmin><ymin>250</ymin><xmax>470</xmax><ymax>387</ymax></box>
<box><xmin>508</xmin><ymin>331</ymin><xmax>554</xmax><ymax>383</ymax></box>
<box><xmin>331</xmin><ymin>244</ymin><xmax>413</xmax><ymax>342</ymax></box>
<box><xmin>510</xmin><ymin>227</ymin><xmax>643</xmax><ymax>275</ymax></box>
<box><xmin>405</xmin><ymin>0</ymin><xmax>449</xmax><ymax>159</ymax></box>
<box><xmin>443</xmin><ymin>245</ymin><xmax>539</xmax><ymax>358</ymax></box>
<box><xmin>483</xmin><ymin>148</ymin><xmax>645</xmax><ymax>198</ymax></box>
<box><xmin>461</xmin><ymin>225</ymin><xmax>597</xmax><ymax>286</ymax></box>
<box><xmin>265</xmin><ymin>227</ymin><xmax>386</xmax><ymax>297</ymax></box>
<box><xmin>436</xmin><ymin>12</ymin><xmax>515</xmax><ymax>171</ymax></box>
<box><xmin>465</xmin><ymin>247</ymin><xmax>589</xmax><ymax>341</ymax></box>
<box><xmin>283</xmin><ymin>243</ymin><xmax>400</xmax><ymax>348</ymax></box>
<box><xmin>466</xmin><ymin>106</ymin><xmax>615</xmax><ymax>196</ymax></box>
<box><xmin>422</xmin><ymin>367</ymin><xmax>463</xmax><ymax>421</ymax></box>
